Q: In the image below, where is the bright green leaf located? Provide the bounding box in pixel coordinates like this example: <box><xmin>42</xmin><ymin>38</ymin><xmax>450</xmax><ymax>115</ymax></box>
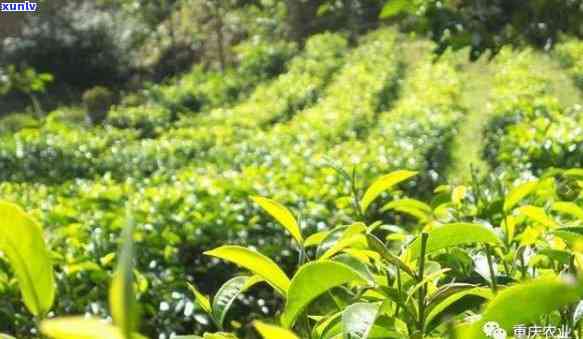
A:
<box><xmin>317</xmin><ymin>223</ymin><xmax>367</xmax><ymax>258</ymax></box>
<box><xmin>425</xmin><ymin>287</ymin><xmax>492</xmax><ymax>330</ymax></box>
<box><xmin>504</xmin><ymin>180</ymin><xmax>538</xmax><ymax>212</ymax></box>
<box><xmin>252</xmin><ymin>196</ymin><xmax>303</xmax><ymax>245</ymax></box>
<box><xmin>342</xmin><ymin>302</ymin><xmax>381</xmax><ymax>339</ymax></box>
<box><xmin>212</xmin><ymin>276</ymin><xmax>262</xmax><ymax>329</ymax></box>
<box><xmin>360</xmin><ymin>171</ymin><xmax>417</xmax><ymax>212</ymax></box>
<box><xmin>0</xmin><ymin>201</ymin><xmax>55</xmax><ymax>317</ymax></box>
<box><xmin>366</xmin><ymin>234</ymin><xmax>416</xmax><ymax>279</ymax></box>
<box><xmin>452</xmin><ymin>186</ymin><xmax>467</xmax><ymax>205</ymax></box>
<box><xmin>188</xmin><ymin>282</ymin><xmax>212</xmax><ymax>316</ymax></box>
<box><xmin>552</xmin><ymin>201</ymin><xmax>583</xmax><ymax>220</ymax></box>
<box><xmin>304</xmin><ymin>231</ymin><xmax>330</xmax><ymax>248</ymax></box>
<box><xmin>517</xmin><ymin>205</ymin><xmax>558</xmax><ymax>228</ymax></box>
<box><xmin>467</xmin><ymin>276</ymin><xmax>583</xmax><ymax>338</ymax></box>
<box><xmin>281</xmin><ymin>261</ymin><xmax>368</xmax><ymax>328</ymax></box>
<box><xmin>254</xmin><ymin>321</ymin><xmax>299</xmax><ymax>339</ymax></box>
<box><xmin>110</xmin><ymin>220</ymin><xmax>138</xmax><ymax>337</ymax></box>
<box><xmin>204</xmin><ymin>246</ymin><xmax>290</xmax><ymax>295</ymax></box>
<box><xmin>380</xmin><ymin>0</ymin><xmax>415</xmax><ymax>18</ymax></box>
<box><xmin>405</xmin><ymin>223</ymin><xmax>501</xmax><ymax>260</ymax></box>
<box><xmin>40</xmin><ymin>317</ymin><xmax>124</xmax><ymax>339</ymax></box>
<box><xmin>381</xmin><ymin>198</ymin><xmax>431</xmax><ymax>222</ymax></box>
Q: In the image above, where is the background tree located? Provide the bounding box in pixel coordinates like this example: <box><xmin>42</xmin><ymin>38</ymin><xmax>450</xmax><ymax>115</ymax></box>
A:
<box><xmin>381</xmin><ymin>0</ymin><xmax>583</xmax><ymax>59</ymax></box>
<box><xmin>0</xmin><ymin>65</ymin><xmax>53</xmax><ymax>117</ymax></box>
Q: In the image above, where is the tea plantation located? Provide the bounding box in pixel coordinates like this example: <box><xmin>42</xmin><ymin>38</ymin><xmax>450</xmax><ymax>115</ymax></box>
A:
<box><xmin>3</xmin><ymin>28</ymin><xmax>583</xmax><ymax>339</ymax></box>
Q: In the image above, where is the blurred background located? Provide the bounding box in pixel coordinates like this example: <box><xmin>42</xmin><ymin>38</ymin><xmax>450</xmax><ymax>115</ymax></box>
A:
<box><xmin>2</xmin><ymin>1</ymin><xmax>583</xmax><ymax>338</ymax></box>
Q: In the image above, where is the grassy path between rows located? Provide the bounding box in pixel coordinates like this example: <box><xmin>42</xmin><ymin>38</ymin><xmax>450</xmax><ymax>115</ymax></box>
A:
<box><xmin>446</xmin><ymin>50</ymin><xmax>583</xmax><ymax>183</ymax></box>
<box><xmin>446</xmin><ymin>59</ymin><xmax>494</xmax><ymax>183</ymax></box>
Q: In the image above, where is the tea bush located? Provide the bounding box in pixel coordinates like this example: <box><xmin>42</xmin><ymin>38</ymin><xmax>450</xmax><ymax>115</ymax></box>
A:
<box><xmin>3</xmin><ymin>168</ymin><xmax>583</xmax><ymax>339</ymax></box>
<box><xmin>0</xmin><ymin>124</ymin><xmax>138</xmax><ymax>183</ymax></box>
<box><xmin>484</xmin><ymin>49</ymin><xmax>583</xmax><ymax>178</ymax></box>
<box><xmin>144</xmin><ymin>40</ymin><xmax>298</xmax><ymax>115</ymax></box>
<box><xmin>556</xmin><ymin>39</ymin><xmax>583</xmax><ymax>90</ymax></box>
<box><xmin>83</xmin><ymin>86</ymin><xmax>116</xmax><ymax>125</ymax></box>
<box><xmin>2</xmin><ymin>28</ymin><xmax>583</xmax><ymax>339</ymax></box>
<box><xmin>107</xmin><ymin>105</ymin><xmax>175</xmax><ymax>138</ymax></box>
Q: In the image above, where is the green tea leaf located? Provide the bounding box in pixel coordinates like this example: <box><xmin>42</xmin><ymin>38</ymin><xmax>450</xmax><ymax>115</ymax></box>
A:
<box><xmin>205</xmin><ymin>246</ymin><xmax>290</xmax><ymax>295</ymax></box>
<box><xmin>202</xmin><ymin>333</ymin><xmax>238</xmax><ymax>339</ymax></box>
<box><xmin>467</xmin><ymin>276</ymin><xmax>583</xmax><ymax>338</ymax></box>
<box><xmin>405</xmin><ymin>223</ymin><xmax>501</xmax><ymax>260</ymax></box>
<box><xmin>552</xmin><ymin>201</ymin><xmax>583</xmax><ymax>220</ymax></box>
<box><xmin>380</xmin><ymin>0</ymin><xmax>415</xmax><ymax>18</ymax></box>
<box><xmin>360</xmin><ymin>171</ymin><xmax>417</xmax><ymax>212</ymax></box>
<box><xmin>342</xmin><ymin>302</ymin><xmax>381</xmax><ymax>339</ymax></box>
<box><xmin>40</xmin><ymin>317</ymin><xmax>124</xmax><ymax>339</ymax></box>
<box><xmin>366</xmin><ymin>234</ymin><xmax>416</xmax><ymax>279</ymax></box>
<box><xmin>0</xmin><ymin>201</ymin><xmax>55</xmax><ymax>316</ymax></box>
<box><xmin>504</xmin><ymin>180</ymin><xmax>538</xmax><ymax>212</ymax></box>
<box><xmin>252</xmin><ymin>196</ymin><xmax>303</xmax><ymax>245</ymax></box>
<box><xmin>281</xmin><ymin>261</ymin><xmax>368</xmax><ymax>328</ymax></box>
<box><xmin>304</xmin><ymin>231</ymin><xmax>330</xmax><ymax>248</ymax></box>
<box><xmin>254</xmin><ymin>321</ymin><xmax>299</xmax><ymax>339</ymax></box>
<box><xmin>425</xmin><ymin>287</ymin><xmax>492</xmax><ymax>330</ymax></box>
<box><xmin>317</xmin><ymin>223</ymin><xmax>367</xmax><ymax>258</ymax></box>
<box><xmin>564</xmin><ymin>168</ymin><xmax>583</xmax><ymax>178</ymax></box>
<box><xmin>212</xmin><ymin>275</ymin><xmax>262</xmax><ymax>328</ymax></box>
<box><xmin>109</xmin><ymin>219</ymin><xmax>138</xmax><ymax>337</ymax></box>
<box><xmin>451</xmin><ymin>186</ymin><xmax>467</xmax><ymax>205</ymax></box>
<box><xmin>381</xmin><ymin>198</ymin><xmax>431</xmax><ymax>222</ymax></box>
<box><xmin>551</xmin><ymin>227</ymin><xmax>583</xmax><ymax>246</ymax></box>
<box><xmin>188</xmin><ymin>282</ymin><xmax>212</xmax><ymax>316</ymax></box>
<box><xmin>320</xmin><ymin>234</ymin><xmax>367</xmax><ymax>260</ymax></box>
<box><xmin>518</xmin><ymin>205</ymin><xmax>558</xmax><ymax>228</ymax></box>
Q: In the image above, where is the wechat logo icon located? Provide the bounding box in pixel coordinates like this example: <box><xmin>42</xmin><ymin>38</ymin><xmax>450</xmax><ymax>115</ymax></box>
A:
<box><xmin>483</xmin><ymin>321</ymin><xmax>507</xmax><ymax>339</ymax></box>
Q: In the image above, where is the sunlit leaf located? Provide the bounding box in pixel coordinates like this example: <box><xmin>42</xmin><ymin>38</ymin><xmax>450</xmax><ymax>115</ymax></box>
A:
<box><xmin>425</xmin><ymin>287</ymin><xmax>493</xmax><ymax>330</ymax></box>
<box><xmin>0</xmin><ymin>201</ymin><xmax>55</xmax><ymax>316</ymax></box>
<box><xmin>213</xmin><ymin>275</ymin><xmax>263</xmax><ymax>329</ymax></box>
<box><xmin>517</xmin><ymin>205</ymin><xmax>558</xmax><ymax>228</ymax></box>
<box><xmin>405</xmin><ymin>223</ymin><xmax>501</xmax><ymax>260</ymax></box>
<box><xmin>251</xmin><ymin>196</ymin><xmax>303</xmax><ymax>245</ymax></box>
<box><xmin>552</xmin><ymin>201</ymin><xmax>583</xmax><ymax>220</ymax></box>
<box><xmin>188</xmin><ymin>282</ymin><xmax>212</xmax><ymax>316</ymax></box>
<box><xmin>254</xmin><ymin>321</ymin><xmax>299</xmax><ymax>339</ymax></box>
<box><xmin>366</xmin><ymin>234</ymin><xmax>416</xmax><ymax>278</ymax></box>
<box><xmin>451</xmin><ymin>186</ymin><xmax>467</xmax><ymax>205</ymax></box>
<box><xmin>304</xmin><ymin>231</ymin><xmax>330</xmax><ymax>248</ymax></box>
<box><xmin>109</xmin><ymin>219</ymin><xmax>138</xmax><ymax>337</ymax></box>
<box><xmin>381</xmin><ymin>198</ymin><xmax>431</xmax><ymax>222</ymax></box>
<box><xmin>317</xmin><ymin>223</ymin><xmax>366</xmax><ymax>258</ymax></box>
<box><xmin>342</xmin><ymin>302</ymin><xmax>381</xmax><ymax>339</ymax></box>
<box><xmin>40</xmin><ymin>317</ymin><xmax>123</xmax><ymax>339</ymax></box>
<box><xmin>202</xmin><ymin>333</ymin><xmax>238</xmax><ymax>339</ymax></box>
<box><xmin>281</xmin><ymin>261</ymin><xmax>368</xmax><ymax>328</ymax></box>
<box><xmin>205</xmin><ymin>246</ymin><xmax>290</xmax><ymax>295</ymax></box>
<box><xmin>466</xmin><ymin>276</ymin><xmax>583</xmax><ymax>337</ymax></box>
<box><xmin>380</xmin><ymin>0</ymin><xmax>415</xmax><ymax>18</ymax></box>
<box><xmin>503</xmin><ymin>180</ymin><xmax>538</xmax><ymax>212</ymax></box>
<box><xmin>360</xmin><ymin>171</ymin><xmax>417</xmax><ymax>212</ymax></box>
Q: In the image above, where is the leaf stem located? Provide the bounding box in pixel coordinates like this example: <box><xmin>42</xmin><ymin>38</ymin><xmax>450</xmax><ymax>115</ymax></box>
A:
<box><xmin>485</xmin><ymin>244</ymin><xmax>498</xmax><ymax>293</ymax></box>
<box><xmin>394</xmin><ymin>266</ymin><xmax>402</xmax><ymax>317</ymax></box>
<box><xmin>417</xmin><ymin>232</ymin><xmax>429</xmax><ymax>336</ymax></box>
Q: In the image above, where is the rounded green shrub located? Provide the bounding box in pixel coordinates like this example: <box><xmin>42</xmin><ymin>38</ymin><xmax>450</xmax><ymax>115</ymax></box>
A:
<box><xmin>82</xmin><ymin>86</ymin><xmax>115</xmax><ymax>125</ymax></box>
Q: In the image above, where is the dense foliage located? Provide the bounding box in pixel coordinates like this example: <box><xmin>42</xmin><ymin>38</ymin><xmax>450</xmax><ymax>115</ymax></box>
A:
<box><xmin>2</xmin><ymin>24</ymin><xmax>583</xmax><ymax>339</ymax></box>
